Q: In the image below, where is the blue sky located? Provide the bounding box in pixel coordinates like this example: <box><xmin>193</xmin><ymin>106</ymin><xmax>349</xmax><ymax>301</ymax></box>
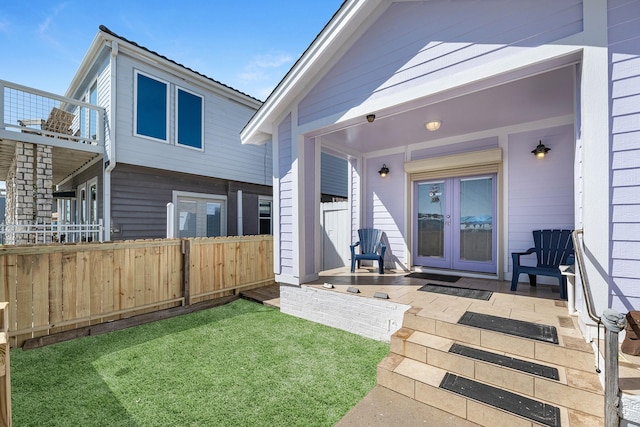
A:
<box><xmin>0</xmin><ymin>1</ymin><xmax>344</xmax><ymax>101</ymax></box>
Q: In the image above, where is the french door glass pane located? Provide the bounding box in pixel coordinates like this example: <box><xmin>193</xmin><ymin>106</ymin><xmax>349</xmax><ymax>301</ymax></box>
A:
<box><xmin>206</xmin><ymin>202</ymin><xmax>221</xmax><ymax>237</ymax></box>
<box><xmin>178</xmin><ymin>200</ymin><xmax>197</xmax><ymax>238</ymax></box>
<box><xmin>459</xmin><ymin>177</ymin><xmax>493</xmax><ymax>262</ymax></box>
<box><xmin>417</xmin><ymin>181</ymin><xmax>445</xmax><ymax>258</ymax></box>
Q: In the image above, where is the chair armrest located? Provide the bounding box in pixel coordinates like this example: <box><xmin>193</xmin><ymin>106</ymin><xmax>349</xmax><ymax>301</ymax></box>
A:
<box><xmin>513</xmin><ymin>248</ymin><xmax>535</xmax><ymax>256</ymax></box>
<box><xmin>512</xmin><ymin>248</ymin><xmax>535</xmax><ymax>267</ymax></box>
<box><xmin>350</xmin><ymin>242</ymin><xmax>360</xmax><ymax>250</ymax></box>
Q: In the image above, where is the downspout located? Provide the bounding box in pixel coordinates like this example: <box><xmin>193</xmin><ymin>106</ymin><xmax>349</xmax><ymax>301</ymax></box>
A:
<box><xmin>103</xmin><ymin>40</ymin><xmax>118</xmax><ymax>241</ymax></box>
<box><xmin>237</xmin><ymin>190</ymin><xmax>243</xmax><ymax>236</ymax></box>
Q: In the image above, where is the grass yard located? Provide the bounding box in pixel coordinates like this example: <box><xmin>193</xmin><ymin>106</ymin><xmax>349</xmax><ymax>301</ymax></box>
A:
<box><xmin>11</xmin><ymin>299</ymin><xmax>389</xmax><ymax>427</ymax></box>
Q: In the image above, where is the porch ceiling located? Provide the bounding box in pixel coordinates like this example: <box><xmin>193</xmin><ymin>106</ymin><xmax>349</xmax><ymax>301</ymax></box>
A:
<box><xmin>314</xmin><ymin>66</ymin><xmax>575</xmax><ymax>155</ymax></box>
<box><xmin>0</xmin><ymin>139</ymin><xmax>101</xmax><ymax>185</ymax></box>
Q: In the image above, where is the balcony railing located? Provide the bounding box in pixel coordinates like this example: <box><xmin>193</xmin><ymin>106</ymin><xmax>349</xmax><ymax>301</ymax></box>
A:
<box><xmin>0</xmin><ymin>79</ymin><xmax>104</xmax><ymax>148</ymax></box>
<box><xmin>0</xmin><ymin>221</ymin><xmax>104</xmax><ymax>245</ymax></box>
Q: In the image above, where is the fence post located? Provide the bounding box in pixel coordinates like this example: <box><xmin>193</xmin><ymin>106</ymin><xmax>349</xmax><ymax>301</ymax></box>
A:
<box><xmin>602</xmin><ymin>309</ymin><xmax>625</xmax><ymax>427</ymax></box>
<box><xmin>182</xmin><ymin>239</ymin><xmax>191</xmax><ymax>306</ymax></box>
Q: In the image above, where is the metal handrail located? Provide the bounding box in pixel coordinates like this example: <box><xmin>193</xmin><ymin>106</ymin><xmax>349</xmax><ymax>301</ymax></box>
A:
<box><xmin>572</xmin><ymin>229</ymin><xmax>625</xmax><ymax>427</ymax></box>
<box><xmin>571</xmin><ymin>229</ymin><xmax>601</xmax><ymax>323</ymax></box>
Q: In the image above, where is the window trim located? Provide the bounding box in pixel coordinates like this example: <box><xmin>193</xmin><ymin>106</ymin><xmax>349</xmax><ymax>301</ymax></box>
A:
<box><xmin>173</xmin><ymin>191</ymin><xmax>228</xmax><ymax>238</ymax></box>
<box><xmin>133</xmin><ymin>69</ymin><xmax>170</xmax><ymax>143</ymax></box>
<box><xmin>175</xmin><ymin>86</ymin><xmax>205</xmax><ymax>151</ymax></box>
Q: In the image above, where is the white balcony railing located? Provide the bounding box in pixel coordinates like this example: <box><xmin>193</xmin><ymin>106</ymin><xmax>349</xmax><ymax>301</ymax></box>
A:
<box><xmin>0</xmin><ymin>79</ymin><xmax>104</xmax><ymax>148</ymax></box>
<box><xmin>0</xmin><ymin>221</ymin><xmax>104</xmax><ymax>245</ymax></box>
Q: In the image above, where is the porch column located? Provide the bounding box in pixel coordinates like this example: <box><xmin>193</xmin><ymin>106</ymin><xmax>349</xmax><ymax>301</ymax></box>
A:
<box><xmin>295</xmin><ymin>135</ymin><xmax>320</xmax><ymax>282</ymax></box>
<box><xmin>35</xmin><ymin>145</ymin><xmax>53</xmax><ymax>230</ymax></box>
<box><xmin>4</xmin><ymin>142</ymin><xmax>53</xmax><ymax>244</ymax></box>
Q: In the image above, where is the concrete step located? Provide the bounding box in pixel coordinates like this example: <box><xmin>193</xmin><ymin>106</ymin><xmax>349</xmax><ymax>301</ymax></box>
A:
<box><xmin>390</xmin><ymin>328</ymin><xmax>604</xmax><ymax>417</ymax></box>
<box><xmin>378</xmin><ymin>354</ymin><xmax>604</xmax><ymax>427</ymax></box>
<box><xmin>402</xmin><ymin>306</ymin><xmax>596</xmax><ymax>372</ymax></box>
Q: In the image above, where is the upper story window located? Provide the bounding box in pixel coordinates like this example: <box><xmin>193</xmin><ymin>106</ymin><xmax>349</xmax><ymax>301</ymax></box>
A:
<box><xmin>135</xmin><ymin>71</ymin><xmax>168</xmax><ymax>141</ymax></box>
<box><xmin>176</xmin><ymin>87</ymin><xmax>203</xmax><ymax>150</ymax></box>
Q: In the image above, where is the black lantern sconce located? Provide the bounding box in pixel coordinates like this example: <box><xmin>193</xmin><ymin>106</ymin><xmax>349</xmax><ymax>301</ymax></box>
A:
<box><xmin>378</xmin><ymin>164</ymin><xmax>389</xmax><ymax>177</ymax></box>
<box><xmin>532</xmin><ymin>141</ymin><xmax>550</xmax><ymax>159</ymax></box>
<box><xmin>366</xmin><ymin>114</ymin><xmax>376</xmax><ymax>123</ymax></box>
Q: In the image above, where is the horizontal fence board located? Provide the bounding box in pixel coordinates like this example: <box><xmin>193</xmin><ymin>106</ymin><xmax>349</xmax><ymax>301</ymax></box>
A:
<box><xmin>0</xmin><ymin>236</ymin><xmax>274</xmax><ymax>347</ymax></box>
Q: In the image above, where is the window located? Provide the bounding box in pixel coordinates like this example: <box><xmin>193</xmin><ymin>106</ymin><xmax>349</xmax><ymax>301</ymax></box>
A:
<box><xmin>259</xmin><ymin>197</ymin><xmax>272</xmax><ymax>235</ymax></box>
<box><xmin>135</xmin><ymin>71</ymin><xmax>168</xmax><ymax>141</ymax></box>
<box><xmin>89</xmin><ymin>83</ymin><xmax>98</xmax><ymax>140</ymax></box>
<box><xmin>174</xmin><ymin>192</ymin><xmax>227</xmax><ymax>238</ymax></box>
<box><xmin>176</xmin><ymin>87</ymin><xmax>203</xmax><ymax>149</ymax></box>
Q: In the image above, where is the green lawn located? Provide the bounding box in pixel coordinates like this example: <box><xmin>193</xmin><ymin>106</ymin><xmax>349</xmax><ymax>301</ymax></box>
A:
<box><xmin>11</xmin><ymin>299</ymin><xmax>389</xmax><ymax>427</ymax></box>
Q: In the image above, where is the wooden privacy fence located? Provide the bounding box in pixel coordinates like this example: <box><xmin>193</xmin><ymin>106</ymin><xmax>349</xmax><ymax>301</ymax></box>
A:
<box><xmin>0</xmin><ymin>235</ymin><xmax>274</xmax><ymax>348</ymax></box>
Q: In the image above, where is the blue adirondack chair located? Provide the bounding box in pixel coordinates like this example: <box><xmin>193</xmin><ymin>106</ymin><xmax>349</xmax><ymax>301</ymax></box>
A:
<box><xmin>510</xmin><ymin>229</ymin><xmax>575</xmax><ymax>299</ymax></box>
<box><xmin>350</xmin><ymin>228</ymin><xmax>386</xmax><ymax>274</ymax></box>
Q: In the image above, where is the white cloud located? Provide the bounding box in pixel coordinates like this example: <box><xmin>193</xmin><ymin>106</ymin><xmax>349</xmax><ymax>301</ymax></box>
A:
<box><xmin>237</xmin><ymin>52</ymin><xmax>294</xmax><ymax>98</ymax></box>
<box><xmin>38</xmin><ymin>2</ymin><xmax>68</xmax><ymax>35</ymax></box>
<box><xmin>253</xmin><ymin>53</ymin><xmax>294</xmax><ymax>69</ymax></box>
<box><xmin>0</xmin><ymin>19</ymin><xmax>10</xmax><ymax>34</ymax></box>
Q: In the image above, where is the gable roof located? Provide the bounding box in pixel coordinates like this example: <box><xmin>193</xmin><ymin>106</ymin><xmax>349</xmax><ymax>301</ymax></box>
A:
<box><xmin>240</xmin><ymin>0</ymin><xmax>384</xmax><ymax>145</ymax></box>
<box><xmin>66</xmin><ymin>25</ymin><xmax>262</xmax><ymax>107</ymax></box>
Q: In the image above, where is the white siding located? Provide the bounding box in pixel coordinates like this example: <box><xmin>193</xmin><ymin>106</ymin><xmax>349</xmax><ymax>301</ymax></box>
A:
<box><xmin>96</xmin><ymin>57</ymin><xmax>112</xmax><ymax>161</ymax></box>
<box><xmin>299</xmin><ymin>0</ymin><xmax>583</xmax><ymax>125</ymax></box>
<box><xmin>367</xmin><ymin>153</ymin><xmax>407</xmax><ymax>268</ymax></box>
<box><xmin>115</xmin><ymin>54</ymin><xmax>271</xmax><ymax>186</ymax></box>
<box><xmin>321</xmin><ymin>152</ymin><xmax>348</xmax><ymax>198</ymax></box>
<box><xmin>507</xmin><ymin>125</ymin><xmax>575</xmax><ymax>274</ymax></box>
<box><xmin>278</xmin><ymin>114</ymin><xmax>294</xmax><ymax>276</ymax></box>
<box><xmin>608</xmin><ymin>0</ymin><xmax>640</xmax><ymax>310</ymax></box>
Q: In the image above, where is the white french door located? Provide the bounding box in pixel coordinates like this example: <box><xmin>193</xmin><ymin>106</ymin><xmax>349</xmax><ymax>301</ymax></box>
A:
<box><xmin>413</xmin><ymin>174</ymin><xmax>497</xmax><ymax>273</ymax></box>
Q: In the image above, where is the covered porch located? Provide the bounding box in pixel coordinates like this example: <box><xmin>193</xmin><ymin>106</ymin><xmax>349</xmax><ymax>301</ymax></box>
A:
<box><xmin>0</xmin><ymin>79</ymin><xmax>105</xmax><ymax>244</ymax></box>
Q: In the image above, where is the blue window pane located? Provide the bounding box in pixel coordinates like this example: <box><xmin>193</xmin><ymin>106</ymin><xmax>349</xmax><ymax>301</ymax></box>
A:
<box><xmin>136</xmin><ymin>74</ymin><xmax>167</xmax><ymax>140</ymax></box>
<box><xmin>177</xmin><ymin>89</ymin><xmax>202</xmax><ymax>149</ymax></box>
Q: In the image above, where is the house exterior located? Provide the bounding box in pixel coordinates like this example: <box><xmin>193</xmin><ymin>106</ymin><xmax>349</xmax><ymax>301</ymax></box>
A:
<box><xmin>1</xmin><ymin>25</ymin><xmax>274</xmax><ymax>243</ymax></box>
<box><xmin>62</xmin><ymin>26</ymin><xmax>275</xmax><ymax>241</ymax></box>
<box><xmin>241</xmin><ymin>0</ymin><xmax>639</xmax><ymax>345</ymax></box>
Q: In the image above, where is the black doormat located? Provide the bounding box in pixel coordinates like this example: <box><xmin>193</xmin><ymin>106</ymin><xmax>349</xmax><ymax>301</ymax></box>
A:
<box><xmin>457</xmin><ymin>312</ymin><xmax>559</xmax><ymax>344</ymax></box>
<box><xmin>405</xmin><ymin>272</ymin><xmax>461</xmax><ymax>282</ymax></box>
<box><xmin>449</xmin><ymin>343</ymin><xmax>559</xmax><ymax>380</ymax></box>
<box><xmin>417</xmin><ymin>283</ymin><xmax>492</xmax><ymax>301</ymax></box>
<box><xmin>440</xmin><ymin>373</ymin><xmax>561</xmax><ymax>427</ymax></box>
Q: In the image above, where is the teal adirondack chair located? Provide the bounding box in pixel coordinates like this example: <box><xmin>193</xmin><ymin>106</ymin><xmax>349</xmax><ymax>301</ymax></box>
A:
<box><xmin>350</xmin><ymin>228</ymin><xmax>386</xmax><ymax>274</ymax></box>
<box><xmin>510</xmin><ymin>229</ymin><xmax>574</xmax><ymax>299</ymax></box>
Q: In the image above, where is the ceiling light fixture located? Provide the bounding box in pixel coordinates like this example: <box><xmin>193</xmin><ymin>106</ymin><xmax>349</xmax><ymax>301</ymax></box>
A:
<box><xmin>425</xmin><ymin>120</ymin><xmax>441</xmax><ymax>131</ymax></box>
<box><xmin>366</xmin><ymin>114</ymin><xmax>376</xmax><ymax>123</ymax></box>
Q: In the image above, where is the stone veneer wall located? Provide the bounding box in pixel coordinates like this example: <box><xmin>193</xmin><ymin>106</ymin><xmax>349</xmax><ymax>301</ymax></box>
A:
<box><xmin>280</xmin><ymin>284</ymin><xmax>410</xmax><ymax>342</ymax></box>
<box><xmin>4</xmin><ymin>142</ymin><xmax>52</xmax><ymax>244</ymax></box>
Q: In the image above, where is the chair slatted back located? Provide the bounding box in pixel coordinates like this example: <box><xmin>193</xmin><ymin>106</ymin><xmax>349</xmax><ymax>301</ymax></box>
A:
<box><xmin>533</xmin><ymin>229</ymin><xmax>574</xmax><ymax>268</ymax></box>
<box><xmin>358</xmin><ymin>228</ymin><xmax>383</xmax><ymax>254</ymax></box>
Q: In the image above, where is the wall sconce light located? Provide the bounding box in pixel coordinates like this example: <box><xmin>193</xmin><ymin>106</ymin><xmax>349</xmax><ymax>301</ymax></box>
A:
<box><xmin>378</xmin><ymin>164</ymin><xmax>390</xmax><ymax>177</ymax></box>
<box><xmin>532</xmin><ymin>141</ymin><xmax>550</xmax><ymax>159</ymax></box>
<box><xmin>425</xmin><ymin>120</ymin><xmax>441</xmax><ymax>131</ymax></box>
<box><xmin>366</xmin><ymin>114</ymin><xmax>376</xmax><ymax>123</ymax></box>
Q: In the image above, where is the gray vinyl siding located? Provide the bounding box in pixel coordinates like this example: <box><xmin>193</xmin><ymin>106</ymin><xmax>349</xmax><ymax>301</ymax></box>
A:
<box><xmin>298</xmin><ymin>0</ymin><xmax>583</xmax><ymax>125</ymax></box>
<box><xmin>608</xmin><ymin>0</ymin><xmax>640</xmax><ymax>310</ymax></box>
<box><xmin>278</xmin><ymin>114</ymin><xmax>293</xmax><ymax>275</ymax></box>
<box><xmin>114</xmin><ymin>54</ymin><xmax>271</xmax><ymax>186</ymax></box>
<box><xmin>321</xmin><ymin>152</ymin><xmax>348</xmax><ymax>198</ymax></box>
<box><xmin>110</xmin><ymin>163</ymin><xmax>271</xmax><ymax>241</ymax></box>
